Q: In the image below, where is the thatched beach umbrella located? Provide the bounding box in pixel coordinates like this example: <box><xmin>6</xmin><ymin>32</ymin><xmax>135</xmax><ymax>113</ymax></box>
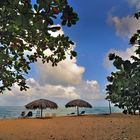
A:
<box><xmin>25</xmin><ymin>99</ymin><xmax>58</xmax><ymax>118</ymax></box>
<box><xmin>65</xmin><ymin>99</ymin><xmax>92</xmax><ymax>116</ymax></box>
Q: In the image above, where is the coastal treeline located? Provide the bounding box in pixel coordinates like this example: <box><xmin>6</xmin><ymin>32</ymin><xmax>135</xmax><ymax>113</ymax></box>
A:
<box><xmin>106</xmin><ymin>12</ymin><xmax>140</xmax><ymax>115</ymax></box>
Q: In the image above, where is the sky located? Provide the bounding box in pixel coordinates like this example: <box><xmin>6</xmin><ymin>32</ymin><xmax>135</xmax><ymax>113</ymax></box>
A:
<box><xmin>0</xmin><ymin>0</ymin><xmax>140</xmax><ymax>107</ymax></box>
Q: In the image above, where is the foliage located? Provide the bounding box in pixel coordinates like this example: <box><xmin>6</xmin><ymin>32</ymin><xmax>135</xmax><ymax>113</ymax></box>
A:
<box><xmin>0</xmin><ymin>0</ymin><xmax>79</xmax><ymax>93</ymax></box>
<box><xmin>106</xmin><ymin>13</ymin><xmax>140</xmax><ymax>115</ymax></box>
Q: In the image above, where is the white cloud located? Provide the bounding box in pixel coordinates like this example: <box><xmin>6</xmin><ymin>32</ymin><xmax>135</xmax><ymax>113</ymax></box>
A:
<box><xmin>36</xmin><ymin>56</ymin><xmax>85</xmax><ymax>86</ymax></box>
<box><xmin>75</xmin><ymin>80</ymin><xmax>104</xmax><ymax>100</ymax></box>
<box><xmin>48</xmin><ymin>24</ymin><xmax>64</xmax><ymax>37</ymax></box>
<box><xmin>104</xmin><ymin>45</ymin><xmax>137</xmax><ymax>70</ymax></box>
<box><xmin>126</xmin><ymin>0</ymin><xmax>140</xmax><ymax>10</ymax></box>
<box><xmin>108</xmin><ymin>14</ymin><xmax>140</xmax><ymax>38</ymax></box>
<box><xmin>36</xmin><ymin>25</ymin><xmax>85</xmax><ymax>86</ymax></box>
<box><xmin>0</xmin><ymin>26</ymin><xmax>104</xmax><ymax>106</ymax></box>
<box><xmin>0</xmin><ymin>78</ymin><xmax>103</xmax><ymax>106</ymax></box>
<box><xmin>105</xmin><ymin>7</ymin><xmax>140</xmax><ymax>70</ymax></box>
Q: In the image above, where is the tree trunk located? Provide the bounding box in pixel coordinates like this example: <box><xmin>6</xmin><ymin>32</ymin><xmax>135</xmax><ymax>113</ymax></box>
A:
<box><xmin>109</xmin><ymin>100</ymin><xmax>111</xmax><ymax>114</ymax></box>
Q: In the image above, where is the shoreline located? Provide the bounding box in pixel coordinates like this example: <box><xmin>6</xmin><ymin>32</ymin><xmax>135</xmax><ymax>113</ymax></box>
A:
<box><xmin>0</xmin><ymin>112</ymin><xmax>139</xmax><ymax>121</ymax></box>
<box><xmin>0</xmin><ymin>112</ymin><xmax>126</xmax><ymax>120</ymax></box>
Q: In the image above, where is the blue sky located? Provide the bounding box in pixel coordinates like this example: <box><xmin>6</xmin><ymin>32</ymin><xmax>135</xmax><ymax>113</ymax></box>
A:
<box><xmin>63</xmin><ymin>0</ymin><xmax>135</xmax><ymax>86</ymax></box>
<box><xmin>0</xmin><ymin>0</ymin><xmax>140</xmax><ymax>106</ymax></box>
<box><xmin>69</xmin><ymin>0</ymin><xmax>139</xmax><ymax>87</ymax></box>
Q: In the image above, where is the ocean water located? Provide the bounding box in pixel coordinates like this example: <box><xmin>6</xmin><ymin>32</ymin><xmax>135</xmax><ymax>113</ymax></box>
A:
<box><xmin>0</xmin><ymin>106</ymin><xmax>122</xmax><ymax>119</ymax></box>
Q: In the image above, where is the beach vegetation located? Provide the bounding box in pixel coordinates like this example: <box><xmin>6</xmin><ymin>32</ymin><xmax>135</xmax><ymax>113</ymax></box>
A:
<box><xmin>106</xmin><ymin>12</ymin><xmax>140</xmax><ymax>115</ymax></box>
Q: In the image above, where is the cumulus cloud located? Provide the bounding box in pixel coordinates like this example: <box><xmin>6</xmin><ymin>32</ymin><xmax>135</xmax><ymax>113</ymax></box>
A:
<box><xmin>104</xmin><ymin>45</ymin><xmax>137</xmax><ymax>70</ymax></box>
<box><xmin>126</xmin><ymin>0</ymin><xmax>140</xmax><ymax>10</ymax></box>
<box><xmin>0</xmin><ymin>78</ymin><xmax>104</xmax><ymax>106</ymax></box>
<box><xmin>36</xmin><ymin>56</ymin><xmax>85</xmax><ymax>86</ymax></box>
<box><xmin>108</xmin><ymin>14</ymin><xmax>140</xmax><ymax>38</ymax></box>
<box><xmin>105</xmin><ymin>6</ymin><xmax>140</xmax><ymax>70</ymax></box>
<box><xmin>0</xmin><ymin>26</ymin><xmax>104</xmax><ymax>106</ymax></box>
<box><xmin>0</xmin><ymin>78</ymin><xmax>80</xmax><ymax>106</ymax></box>
<box><xmin>36</xmin><ymin>25</ymin><xmax>85</xmax><ymax>86</ymax></box>
<box><xmin>75</xmin><ymin>80</ymin><xmax>104</xmax><ymax>100</ymax></box>
<box><xmin>48</xmin><ymin>24</ymin><xmax>64</xmax><ymax>37</ymax></box>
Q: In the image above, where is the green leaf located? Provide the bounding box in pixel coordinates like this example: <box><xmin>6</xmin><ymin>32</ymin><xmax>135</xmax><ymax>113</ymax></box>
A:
<box><xmin>71</xmin><ymin>51</ymin><xmax>77</xmax><ymax>57</ymax></box>
<box><xmin>34</xmin><ymin>4</ymin><xmax>38</xmax><ymax>11</ymax></box>
<box><xmin>0</xmin><ymin>0</ymin><xmax>78</xmax><ymax>93</ymax></box>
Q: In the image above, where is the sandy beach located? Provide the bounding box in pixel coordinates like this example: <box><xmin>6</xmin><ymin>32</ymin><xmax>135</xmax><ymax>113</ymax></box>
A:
<box><xmin>0</xmin><ymin>113</ymin><xmax>139</xmax><ymax>140</ymax></box>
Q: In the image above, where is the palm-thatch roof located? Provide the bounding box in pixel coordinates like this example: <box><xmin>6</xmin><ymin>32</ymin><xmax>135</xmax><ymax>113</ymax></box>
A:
<box><xmin>25</xmin><ymin>99</ymin><xmax>58</xmax><ymax>118</ymax></box>
<box><xmin>65</xmin><ymin>99</ymin><xmax>92</xmax><ymax>116</ymax></box>
<box><xmin>65</xmin><ymin>99</ymin><xmax>92</xmax><ymax>108</ymax></box>
<box><xmin>25</xmin><ymin>99</ymin><xmax>58</xmax><ymax>109</ymax></box>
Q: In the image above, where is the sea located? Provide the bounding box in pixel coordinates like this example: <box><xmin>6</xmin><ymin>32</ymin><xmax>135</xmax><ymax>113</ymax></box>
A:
<box><xmin>0</xmin><ymin>106</ymin><xmax>122</xmax><ymax>119</ymax></box>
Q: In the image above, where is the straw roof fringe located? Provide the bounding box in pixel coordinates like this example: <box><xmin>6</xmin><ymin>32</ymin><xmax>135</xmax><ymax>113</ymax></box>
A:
<box><xmin>65</xmin><ymin>99</ymin><xmax>92</xmax><ymax>108</ymax></box>
<box><xmin>25</xmin><ymin>99</ymin><xmax>58</xmax><ymax>109</ymax></box>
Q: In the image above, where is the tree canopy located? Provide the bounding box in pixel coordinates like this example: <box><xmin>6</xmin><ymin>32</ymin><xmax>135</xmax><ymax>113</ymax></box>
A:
<box><xmin>0</xmin><ymin>0</ymin><xmax>79</xmax><ymax>93</ymax></box>
<box><xmin>106</xmin><ymin>13</ymin><xmax>140</xmax><ymax>115</ymax></box>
